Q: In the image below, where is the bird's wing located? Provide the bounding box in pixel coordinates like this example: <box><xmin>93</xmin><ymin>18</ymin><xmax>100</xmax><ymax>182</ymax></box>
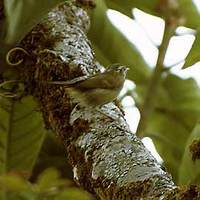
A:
<box><xmin>77</xmin><ymin>72</ymin><xmax>115</xmax><ymax>89</ymax></box>
<box><xmin>46</xmin><ymin>71</ymin><xmax>117</xmax><ymax>89</ymax></box>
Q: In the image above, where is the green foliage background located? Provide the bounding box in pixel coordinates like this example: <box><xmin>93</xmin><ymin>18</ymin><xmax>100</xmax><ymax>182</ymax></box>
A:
<box><xmin>0</xmin><ymin>0</ymin><xmax>200</xmax><ymax>199</ymax></box>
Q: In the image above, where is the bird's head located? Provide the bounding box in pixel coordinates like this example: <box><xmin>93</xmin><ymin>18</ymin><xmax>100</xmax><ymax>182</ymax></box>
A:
<box><xmin>106</xmin><ymin>64</ymin><xmax>129</xmax><ymax>77</ymax></box>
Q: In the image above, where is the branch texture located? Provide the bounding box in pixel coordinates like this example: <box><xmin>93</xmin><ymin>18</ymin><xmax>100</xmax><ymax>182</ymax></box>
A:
<box><xmin>16</xmin><ymin>1</ymin><xmax>178</xmax><ymax>199</ymax></box>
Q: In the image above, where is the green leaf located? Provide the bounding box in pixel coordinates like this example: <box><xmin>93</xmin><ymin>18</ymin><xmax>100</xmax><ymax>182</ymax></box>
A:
<box><xmin>0</xmin><ymin>96</ymin><xmax>46</xmax><ymax>175</ymax></box>
<box><xmin>178</xmin><ymin>123</ymin><xmax>200</xmax><ymax>185</ymax></box>
<box><xmin>163</xmin><ymin>74</ymin><xmax>200</xmax><ymax>113</ymax></box>
<box><xmin>88</xmin><ymin>0</ymin><xmax>150</xmax><ymax>85</ymax></box>
<box><xmin>183</xmin><ymin>31</ymin><xmax>200</xmax><ymax>68</ymax></box>
<box><xmin>37</xmin><ymin>168</ymin><xmax>64</xmax><ymax>191</ymax></box>
<box><xmin>147</xmin><ymin>110</ymin><xmax>189</xmax><ymax>180</ymax></box>
<box><xmin>3</xmin><ymin>0</ymin><xmax>67</xmax><ymax>44</ymax></box>
<box><xmin>0</xmin><ymin>174</ymin><xmax>38</xmax><ymax>200</ymax></box>
<box><xmin>145</xmin><ymin>74</ymin><xmax>200</xmax><ymax>181</ymax></box>
<box><xmin>0</xmin><ymin>174</ymin><xmax>29</xmax><ymax>191</ymax></box>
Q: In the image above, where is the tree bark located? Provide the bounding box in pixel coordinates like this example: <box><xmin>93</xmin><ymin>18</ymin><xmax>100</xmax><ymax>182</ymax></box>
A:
<box><xmin>12</xmin><ymin>0</ymin><xmax>197</xmax><ymax>199</ymax></box>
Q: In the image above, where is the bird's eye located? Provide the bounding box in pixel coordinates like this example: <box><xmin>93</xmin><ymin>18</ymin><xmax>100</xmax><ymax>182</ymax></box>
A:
<box><xmin>120</xmin><ymin>67</ymin><xmax>125</xmax><ymax>71</ymax></box>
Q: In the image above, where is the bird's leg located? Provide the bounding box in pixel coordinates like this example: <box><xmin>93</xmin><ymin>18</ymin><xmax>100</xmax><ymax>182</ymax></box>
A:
<box><xmin>95</xmin><ymin>107</ymin><xmax>116</xmax><ymax>121</ymax></box>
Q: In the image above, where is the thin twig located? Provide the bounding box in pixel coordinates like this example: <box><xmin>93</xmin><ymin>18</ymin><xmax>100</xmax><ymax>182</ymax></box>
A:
<box><xmin>136</xmin><ymin>20</ymin><xmax>177</xmax><ymax>137</ymax></box>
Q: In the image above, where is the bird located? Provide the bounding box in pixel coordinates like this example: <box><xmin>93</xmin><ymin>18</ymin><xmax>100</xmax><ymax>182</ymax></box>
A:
<box><xmin>47</xmin><ymin>64</ymin><xmax>129</xmax><ymax>107</ymax></box>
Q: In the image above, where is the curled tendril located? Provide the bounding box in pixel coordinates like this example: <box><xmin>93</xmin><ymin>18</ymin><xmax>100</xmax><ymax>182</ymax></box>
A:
<box><xmin>0</xmin><ymin>80</ymin><xmax>21</xmax><ymax>98</ymax></box>
<box><xmin>6</xmin><ymin>47</ymin><xmax>29</xmax><ymax>66</ymax></box>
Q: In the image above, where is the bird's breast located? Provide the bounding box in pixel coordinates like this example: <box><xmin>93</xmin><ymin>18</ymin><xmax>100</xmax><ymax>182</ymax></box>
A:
<box><xmin>83</xmin><ymin>88</ymin><xmax>120</xmax><ymax>107</ymax></box>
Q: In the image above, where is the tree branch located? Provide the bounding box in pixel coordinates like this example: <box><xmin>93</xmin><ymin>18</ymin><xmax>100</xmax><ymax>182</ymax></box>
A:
<box><xmin>16</xmin><ymin>1</ymin><xmax>181</xmax><ymax>199</ymax></box>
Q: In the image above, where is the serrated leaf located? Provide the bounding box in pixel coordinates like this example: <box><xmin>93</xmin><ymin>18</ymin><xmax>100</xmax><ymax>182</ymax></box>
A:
<box><xmin>178</xmin><ymin>123</ymin><xmax>200</xmax><ymax>185</ymax></box>
<box><xmin>183</xmin><ymin>31</ymin><xmax>200</xmax><ymax>68</ymax></box>
<box><xmin>3</xmin><ymin>0</ymin><xmax>67</xmax><ymax>44</ymax></box>
<box><xmin>0</xmin><ymin>96</ymin><xmax>46</xmax><ymax>175</ymax></box>
<box><xmin>88</xmin><ymin>0</ymin><xmax>150</xmax><ymax>85</ymax></box>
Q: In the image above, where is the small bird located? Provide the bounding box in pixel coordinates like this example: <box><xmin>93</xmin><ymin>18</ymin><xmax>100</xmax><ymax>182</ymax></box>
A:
<box><xmin>47</xmin><ymin>64</ymin><xmax>129</xmax><ymax>107</ymax></box>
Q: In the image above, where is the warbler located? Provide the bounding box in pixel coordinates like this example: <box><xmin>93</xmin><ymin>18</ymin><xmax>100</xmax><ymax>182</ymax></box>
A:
<box><xmin>47</xmin><ymin>64</ymin><xmax>128</xmax><ymax>107</ymax></box>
